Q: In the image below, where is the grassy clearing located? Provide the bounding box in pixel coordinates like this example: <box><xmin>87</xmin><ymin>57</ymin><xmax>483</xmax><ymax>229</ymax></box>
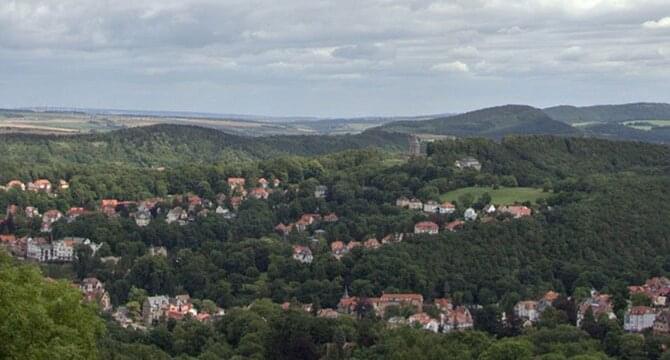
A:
<box><xmin>623</xmin><ymin>120</ymin><xmax>670</xmax><ymax>131</ymax></box>
<box><xmin>440</xmin><ymin>186</ymin><xmax>549</xmax><ymax>205</ymax></box>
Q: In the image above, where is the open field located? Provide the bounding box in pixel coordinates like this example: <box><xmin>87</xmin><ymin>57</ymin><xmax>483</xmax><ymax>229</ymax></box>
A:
<box><xmin>623</xmin><ymin>120</ymin><xmax>670</xmax><ymax>131</ymax></box>
<box><xmin>440</xmin><ymin>186</ymin><xmax>550</xmax><ymax>205</ymax></box>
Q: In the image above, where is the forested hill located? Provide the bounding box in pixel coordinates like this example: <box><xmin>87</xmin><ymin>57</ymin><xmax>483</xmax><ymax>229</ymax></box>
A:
<box><xmin>427</xmin><ymin>136</ymin><xmax>670</xmax><ymax>185</ymax></box>
<box><xmin>379</xmin><ymin>105</ymin><xmax>580</xmax><ymax>139</ymax></box>
<box><xmin>544</xmin><ymin>102</ymin><xmax>670</xmax><ymax>125</ymax></box>
<box><xmin>0</xmin><ymin>124</ymin><xmax>408</xmax><ymax>167</ymax></box>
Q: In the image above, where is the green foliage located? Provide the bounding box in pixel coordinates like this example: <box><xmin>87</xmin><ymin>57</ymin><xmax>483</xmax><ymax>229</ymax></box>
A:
<box><xmin>0</xmin><ymin>250</ymin><xmax>104</xmax><ymax>359</ymax></box>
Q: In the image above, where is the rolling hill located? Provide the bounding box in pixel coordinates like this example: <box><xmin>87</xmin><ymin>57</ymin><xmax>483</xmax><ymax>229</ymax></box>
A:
<box><xmin>544</xmin><ymin>102</ymin><xmax>670</xmax><ymax>125</ymax></box>
<box><xmin>0</xmin><ymin>124</ymin><xmax>409</xmax><ymax>167</ymax></box>
<box><xmin>379</xmin><ymin>105</ymin><xmax>580</xmax><ymax>139</ymax></box>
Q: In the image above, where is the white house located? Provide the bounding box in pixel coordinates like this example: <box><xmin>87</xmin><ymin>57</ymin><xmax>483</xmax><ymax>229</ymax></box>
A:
<box><xmin>423</xmin><ymin>200</ymin><xmax>439</xmax><ymax>213</ymax></box>
<box><xmin>464</xmin><ymin>208</ymin><xmax>478</xmax><ymax>221</ymax></box>
<box><xmin>624</xmin><ymin>306</ymin><xmax>657</xmax><ymax>332</ymax></box>
<box><xmin>439</xmin><ymin>202</ymin><xmax>456</xmax><ymax>214</ymax></box>
<box><xmin>514</xmin><ymin>301</ymin><xmax>539</xmax><ymax>323</ymax></box>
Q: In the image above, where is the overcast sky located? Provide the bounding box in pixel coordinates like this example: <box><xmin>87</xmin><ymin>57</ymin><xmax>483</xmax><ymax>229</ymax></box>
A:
<box><xmin>1</xmin><ymin>0</ymin><xmax>670</xmax><ymax>117</ymax></box>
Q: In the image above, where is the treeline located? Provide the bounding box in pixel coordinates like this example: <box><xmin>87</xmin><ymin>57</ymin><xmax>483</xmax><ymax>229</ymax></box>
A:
<box><xmin>0</xmin><ymin>125</ymin><xmax>407</xmax><ymax>169</ymax></box>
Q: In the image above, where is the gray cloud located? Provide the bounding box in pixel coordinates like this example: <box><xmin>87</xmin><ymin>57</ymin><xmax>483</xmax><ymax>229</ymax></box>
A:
<box><xmin>0</xmin><ymin>0</ymin><xmax>669</xmax><ymax>116</ymax></box>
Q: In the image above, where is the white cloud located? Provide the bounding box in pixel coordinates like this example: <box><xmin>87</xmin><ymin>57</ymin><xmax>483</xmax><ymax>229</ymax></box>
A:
<box><xmin>432</xmin><ymin>61</ymin><xmax>470</xmax><ymax>73</ymax></box>
<box><xmin>643</xmin><ymin>17</ymin><xmax>670</xmax><ymax>29</ymax></box>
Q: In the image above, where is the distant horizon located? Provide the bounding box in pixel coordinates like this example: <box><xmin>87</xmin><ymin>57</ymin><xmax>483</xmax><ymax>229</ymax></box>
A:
<box><xmin>2</xmin><ymin>101</ymin><xmax>669</xmax><ymax>121</ymax></box>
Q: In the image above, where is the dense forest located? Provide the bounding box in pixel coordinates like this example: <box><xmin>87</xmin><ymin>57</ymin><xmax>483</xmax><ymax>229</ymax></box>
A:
<box><xmin>3</xmin><ymin>126</ymin><xmax>670</xmax><ymax>359</ymax></box>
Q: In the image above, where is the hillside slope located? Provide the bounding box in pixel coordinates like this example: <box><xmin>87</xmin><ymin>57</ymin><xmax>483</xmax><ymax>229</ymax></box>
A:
<box><xmin>380</xmin><ymin>105</ymin><xmax>580</xmax><ymax>139</ymax></box>
<box><xmin>0</xmin><ymin>124</ymin><xmax>408</xmax><ymax>167</ymax></box>
<box><xmin>544</xmin><ymin>102</ymin><xmax>670</xmax><ymax>124</ymax></box>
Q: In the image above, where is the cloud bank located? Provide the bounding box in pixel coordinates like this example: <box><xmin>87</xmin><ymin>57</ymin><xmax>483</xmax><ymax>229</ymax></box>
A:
<box><xmin>1</xmin><ymin>0</ymin><xmax>669</xmax><ymax>116</ymax></box>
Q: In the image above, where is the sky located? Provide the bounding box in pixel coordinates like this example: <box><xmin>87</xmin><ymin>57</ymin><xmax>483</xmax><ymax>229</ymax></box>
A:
<box><xmin>1</xmin><ymin>0</ymin><xmax>670</xmax><ymax>117</ymax></box>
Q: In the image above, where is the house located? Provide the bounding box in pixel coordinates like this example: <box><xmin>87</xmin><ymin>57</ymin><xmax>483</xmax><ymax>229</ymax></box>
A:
<box><xmin>258</xmin><ymin>178</ymin><xmax>269</xmax><ymax>189</ymax></box>
<box><xmin>135</xmin><ymin>210</ymin><xmax>152</xmax><ymax>227</ymax></box>
<box><xmin>514</xmin><ymin>301</ymin><xmax>539</xmax><ymax>323</ymax></box>
<box><xmin>143</xmin><ymin>295</ymin><xmax>170</xmax><ymax>325</ymax></box>
<box><xmin>423</xmin><ymin>200</ymin><xmax>439</xmax><ymax>213</ymax></box>
<box><xmin>295</xmin><ymin>214</ymin><xmax>320</xmax><ymax>232</ymax></box>
<box><xmin>314</xmin><ymin>185</ymin><xmax>328</xmax><ymax>199</ymax></box>
<box><xmin>23</xmin><ymin>206</ymin><xmax>39</xmax><ymax>218</ymax></box>
<box><xmin>58</xmin><ymin>180</ymin><xmax>69</xmax><ymax>190</ymax></box>
<box><xmin>273</xmin><ymin>179</ymin><xmax>281</xmax><ymax>188</ymax></box>
<box><xmin>441</xmin><ymin>306</ymin><xmax>474</xmax><ymax>332</ymax></box>
<box><xmin>0</xmin><ymin>234</ymin><xmax>25</xmax><ymax>257</ymax></box>
<box><xmin>434</xmin><ymin>298</ymin><xmax>453</xmax><ymax>312</ymax></box>
<box><xmin>439</xmin><ymin>202</ymin><xmax>456</xmax><ymax>215</ymax></box>
<box><xmin>408</xmin><ymin>312</ymin><xmax>440</xmax><ymax>333</ymax></box>
<box><xmin>80</xmin><ymin>277</ymin><xmax>112</xmax><ymax>312</ymax></box>
<box><xmin>318</xmin><ymin>309</ymin><xmax>340</xmax><ymax>319</ymax></box>
<box><xmin>6</xmin><ymin>180</ymin><xmax>25</xmax><ymax>191</ymax></box>
<box><xmin>347</xmin><ymin>241</ymin><xmax>361</xmax><ymax>251</ymax></box>
<box><xmin>275</xmin><ymin>223</ymin><xmax>292</xmax><ymax>236</ymax></box>
<box><xmin>26</xmin><ymin>237</ymin><xmax>51</xmax><ymax>262</ymax></box>
<box><xmin>364</xmin><ymin>238</ymin><xmax>381</xmax><ymax>250</ymax></box>
<box><xmin>445</xmin><ymin>220</ymin><xmax>464</xmax><ymax>232</ymax></box>
<box><xmin>381</xmin><ymin>233</ymin><xmax>404</xmax><ymax>244</ymax></box>
<box><xmin>66</xmin><ymin>207</ymin><xmax>86</xmax><ymax>222</ymax></box>
<box><xmin>464</xmin><ymin>208</ymin><xmax>477</xmax><ymax>221</ymax></box>
<box><xmin>227</xmin><ymin>177</ymin><xmax>246</xmax><ymax>191</ymax></box>
<box><xmin>323</xmin><ymin>213</ymin><xmax>339</xmax><ymax>222</ymax></box>
<box><xmin>249</xmin><ymin>187</ymin><xmax>269</xmax><ymax>200</ymax></box>
<box><xmin>292</xmin><ymin>245</ymin><xmax>313</xmax><ymax>264</ymax></box>
<box><xmin>414</xmin><ymin>221</ymin><xmax>439</xmax><ymax>235</ymax></box>
<box><xmin>483</xmin><ymin>204</ymin><xmax>496</xmax><ymax>214</ymax></box>
<box><xmin>215</xmin><ymin>206</ymin><xmax>229</xmax><ymax>215</ymax></box>
<box><xmin>187</xmin><ymin>195</ymin><xmax>203</xmax><ymax>211</ymax></box>
<box><xmin>454</xmin><ymin>157</ymin><xmax>482</xmax><ymax>171</ymax></box>
<box><xmin>167</xmin><ymin>295</ymin><xmax>195</xmax><ymax>321</ymax></box>
<box><xmin>41</xmin><ymin>210</ymin><xmax>63</xmax><ymax>232</ymax></box>
<box><xmin>654</xmin><ymin>311</ymin><xmax>670</xmax><ymax>334</ymax></box>
<box><xmin>408</xmin><ymin>198</ymin><xmax>423</xmax><ymax>210</ymax></box>
<box><xmin>396</xmin><ymin>197</ymin><xmax>410</xmax><ymax>208</ymax></box>
<box><xmin>499</xmin><ymin>205</ymin><xmax>532</xmax><ymax>219</ymax></box>
<box><xmin>628</xmin><ymin>277</ymin><xmax>670</xmax><ymax>307</ymax></box>
<box><xmin>149</xmin><ymin>246</ymin><xmax>168</xmax><ymax>257</ymax></box>
<box><xmin>51</xmin><ymin>237</ymin><xmax>101</xmax><ymax>262</ymax></box>
<box><xmin>337</xmin><ymin>290</ymin><xmax>358</xmax><ymax>314</ymax></box>
<box><xmin>538</xmin><ymin>290</ymin><xmax>560</xmax><ymax>312</ymax></box>
<box><xmin>166</xmin><ymin>207</ymin><xmax>187</xmax><ymax>224</ymax></box>
<box><xmin>230</xmin><ymin>196</ymin><xmax>243</xmax><ymax>209</ymax></box>
<box><xmin>31</xmin><ymin>179</ymin><xmax>52</xmax><ymax>192</ymax></box>
<box><xmin>372</xmin><ymin>293</ymin><xmax>423</xmax><ymax>316</ymax></box>
<box><xmin>624</xmin><ymin>306</ymin><xmax>656</xmax><ymax>332</ymax></box>
<box><xmin>331</xmin><ymin>241</ymin><xmax>348</xmax><ymax>259</ymax></box>
<box><xmin>577</xmin><ymin>292</ymin><xmax>617</xmax><ymax>327</ymax></box>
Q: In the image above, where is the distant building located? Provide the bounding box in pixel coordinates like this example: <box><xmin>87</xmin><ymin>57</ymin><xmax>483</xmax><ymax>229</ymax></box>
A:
<box><xmin>439</xmin><ymin>202</ymin><xmax>456</xmax><ymax>214</ymax></box>
<box><xmin>135</xmin><ymin>210</ymin><xmax>152</xmax><ymax>227</ymax></box>
<box><xmin>454</xmin><ymin>157</ymin><xmax>482</xmax><ymax>171</ymax></box>
<box><xmin>292</xmin><ymin>245</ymin><xmax>313</xmax><ymax>264</ymax></box>
<box><xmin>414</xmin><ymin>221</ymin><xmax>439</xmax><ymax>235</ymax></box>
<box><xmin>499</xmin><ymin>205</ymin><xmax>532</xmax><ymax>218</ymax></box>
<box><xmin>227</xmin><ymin>177</ymin><xmax>246</xmax><ymax>191</ymax></box>
<box><xmin>314</xmin><ymin>185</ymin><xmax>328</xmax><ymax>199</ymax></box>
<box><xmin>423</xmin><ymin>201</ymin><xmax>439</xmax><ymax>213</ymax></box>
<box><xmin>624</xmin><ymin>306</ymin><xmax>656</xmax><ymax>332</ymax></box>
<box><xmin>464</xmin><ymin>208</ymin><xmax>478</xmax><ymax>221</ymax></box>
<box><xmin>514</xmin><ymin>301</ymin><xmax>539</xmax><ymax>323</ymax></box>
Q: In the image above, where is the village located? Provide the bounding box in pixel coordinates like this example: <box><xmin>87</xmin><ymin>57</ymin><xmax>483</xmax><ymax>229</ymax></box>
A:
<box><xmin>2</xmin><ymin>157</ymin><xmax>664</xmax><ymax>337</ymax></box>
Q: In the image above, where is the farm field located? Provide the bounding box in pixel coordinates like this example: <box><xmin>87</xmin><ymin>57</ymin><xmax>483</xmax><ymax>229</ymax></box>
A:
<box><xmin>440</xmin><ymin>186</ymin><xmax>550</xmax><ymax>205</ymax></box>
<box><xmin>623</xmin><ymin>120</ymin><xmax>670</xmax><ymax>131</ymax></box>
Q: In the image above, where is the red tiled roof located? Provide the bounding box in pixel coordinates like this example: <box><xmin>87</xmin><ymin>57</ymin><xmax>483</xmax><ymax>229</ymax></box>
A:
<box><xmin>415</xmin><ymin>221</ymin><xmax>438</xmax><ymax>230</ymax></box>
